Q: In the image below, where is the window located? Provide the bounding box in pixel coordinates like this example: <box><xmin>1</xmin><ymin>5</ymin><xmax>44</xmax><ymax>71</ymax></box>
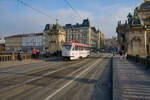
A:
<box><xmin>72</xmin><ymin>34</ymin><xmax>74</xmax><ymax>40</ymax></box>
<box><xmin>78</xmin><ymin>34</ymin><xmax>80</xmax><ymax>39</ymax></box>
<box><xmin>76</xmin><ymin>34</ymin><xmax>78</xmax><ymax>39</ymax></box>
<box><xmin>63</xmin><ymin>45</ymin><xmax>72</xmax><ymax>50</ymax></box>
<box><xmin>78</xmin><ymin>29</ymin><xmax>80</xmax><ymax>32</ymax></box>
<box><xmin>75</xmin><ymin>45</ymin><xmax>79</xmax><ymax>50</ymax></box>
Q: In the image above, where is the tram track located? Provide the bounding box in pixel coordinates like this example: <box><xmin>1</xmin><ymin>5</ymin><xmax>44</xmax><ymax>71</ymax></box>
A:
<box><xmin>0</xmin><ymin>54</ymin><xmax>107</xmax><ymax>100</ymax></box>
<box><xmin>3</xmin><ymin>56</ymin><xmax>104</xmax><ymax>100</ymax></box>
<box><xmin>0</xmin><ymin>58</ymin><xmax>81</xmax><ymax>81</ymax></box>
<box><xmin>0</xmin><ymin>57</ymin><xmax>95</xmax><ymax>94</ymax></box>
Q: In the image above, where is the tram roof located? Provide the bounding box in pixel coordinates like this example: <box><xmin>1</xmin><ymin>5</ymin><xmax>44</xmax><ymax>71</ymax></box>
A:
<box><xmin>63</xmin><ymin>42</ymin><xmax>89</xmax><ymax>47</ymax></box>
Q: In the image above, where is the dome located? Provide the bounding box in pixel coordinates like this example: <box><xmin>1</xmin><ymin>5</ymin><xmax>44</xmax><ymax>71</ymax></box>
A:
<box><xmin>138</xmin><ymin>0</ymin><xmax>150</xmax><ymax>11</ymax></box>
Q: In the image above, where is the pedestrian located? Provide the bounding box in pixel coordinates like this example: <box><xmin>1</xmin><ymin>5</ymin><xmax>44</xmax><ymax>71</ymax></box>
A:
<box><xmin>18</xmin><ymin>50</ymin><xmax>22</xmax><ymax>61</ymax></box>
<box><xmin>32</xmin><ymin>49</ymin><xmax>37</xmax><ymax>58</ymax></box>
<box><xmin>45</xmin><ymin>50</ymin><xmax>49</xmax><ymax>58</ymax></box>
<box><xmin>36</xmin><ymin>49</ymin><xmax>40</xmax><ymax>58</ymax></box>
<box><xmin>122</xmin><ymin>51</ymin><xmax>126</xmax><ymax>63</ymax></box>
<box><xmin>119</xmin><ymin>50</ymin><xmax>123</xmax><ymax>61</ymax></box>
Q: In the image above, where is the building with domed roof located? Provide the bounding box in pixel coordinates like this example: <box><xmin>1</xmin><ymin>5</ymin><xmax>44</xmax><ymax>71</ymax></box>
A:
<box><xmin>117</xmin><ymin>0</ymin><xmax>150</xmax><ymax>56</ymax></box>
<box><xmin>137</xmin><ymin>0</ymin><xmax>150</xmax><ymax>26</ymax></box>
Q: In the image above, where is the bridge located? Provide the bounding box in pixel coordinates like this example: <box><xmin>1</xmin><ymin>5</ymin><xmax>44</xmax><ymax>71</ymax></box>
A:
<box><xmin>0</xmin><ymin>53</ymin><xmax>150</xmax><ymax>100</ymax></box>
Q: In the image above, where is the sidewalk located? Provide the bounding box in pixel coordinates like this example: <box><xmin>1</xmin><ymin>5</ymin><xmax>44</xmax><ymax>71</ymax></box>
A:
<box><xmin>113</xmin><ymin>57</ymin><xmax>150</xmax><ymax>100</ymax></box>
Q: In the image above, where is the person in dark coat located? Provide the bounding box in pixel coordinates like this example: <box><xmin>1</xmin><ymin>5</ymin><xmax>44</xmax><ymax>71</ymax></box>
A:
<box><xmin>36</xmin><ymin>50</ymin><xmax>40</xmax><ymax>58</ymax></box>
<box><xmin>18</xmin><ymin>50</ymin><xmax>22</xmax><ymax>61</ymax></box>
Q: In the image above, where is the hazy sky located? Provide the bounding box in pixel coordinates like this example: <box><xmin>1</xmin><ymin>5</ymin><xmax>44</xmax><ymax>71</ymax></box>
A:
<box><xmin>0</xmin><ymin>0</ymin><xmax>143</xmax><ymax>38</ymax></box>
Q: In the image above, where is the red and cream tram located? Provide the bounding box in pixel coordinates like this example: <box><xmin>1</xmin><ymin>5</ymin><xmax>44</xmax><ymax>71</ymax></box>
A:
<box><xmin>62</xmin><ymin>42</ymin><xmax>90</xmax><ymax>60</ymax></box>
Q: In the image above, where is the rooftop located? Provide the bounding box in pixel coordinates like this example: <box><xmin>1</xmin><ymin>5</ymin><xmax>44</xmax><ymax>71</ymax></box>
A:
<box><xmin>63</xmin><ymin>19</ymin><xmax>90</xmax><ymax>29</ymax></box>
<box><xmin>5</xmin><ymin>32</ymin><xmax>43</xmax><ymax>38</ymax></box>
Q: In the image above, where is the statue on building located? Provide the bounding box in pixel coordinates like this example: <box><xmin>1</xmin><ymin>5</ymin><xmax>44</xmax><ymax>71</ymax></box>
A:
<box><xmin>127</xmin><ymin>12</ymin><xmax>133</xmax><ymax>24</ymax></box>
<box><xmin>132</xmin><ymin>7</ymin><xmax>141</xmax><ymax>24</ymax></box>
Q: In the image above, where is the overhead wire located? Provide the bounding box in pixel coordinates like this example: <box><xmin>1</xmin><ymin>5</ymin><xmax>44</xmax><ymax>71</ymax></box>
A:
<box><xmin>63</xmin><ymin>0</ymin><xmax>98</xmax><ymax>30</ymax></box>
<box><xmin>17</xmin><ymin>0</ymin><xmax>56</xmax><ymax>20</ymax></box>
<box><xmin>64</xmin><ymin>0</ymin><xmax>83</xmax><ymax>20</ymax></box>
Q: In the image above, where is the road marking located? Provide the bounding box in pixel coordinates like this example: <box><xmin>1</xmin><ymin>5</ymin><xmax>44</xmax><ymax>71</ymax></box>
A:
<box><xmin>44</xmin><ymin>58</ymin><xmax>102</xmax><ymax>100</ymax></box>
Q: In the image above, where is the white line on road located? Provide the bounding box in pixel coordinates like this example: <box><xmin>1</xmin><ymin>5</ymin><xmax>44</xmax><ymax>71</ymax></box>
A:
<box><xmin>44</xmin><ymin>58</ymin><xmax>103</xmax><ymax>100</ymax></box>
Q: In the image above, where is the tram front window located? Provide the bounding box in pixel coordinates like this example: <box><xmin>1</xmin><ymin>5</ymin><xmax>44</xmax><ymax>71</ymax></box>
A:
<box><xmin>63</xmin><ymin>45</ymin><xmax>72</xmax><ymax>51</ymax></box>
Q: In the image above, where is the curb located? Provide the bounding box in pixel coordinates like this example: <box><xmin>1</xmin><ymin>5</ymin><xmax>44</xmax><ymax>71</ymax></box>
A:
<box><xmin>112</xmin><ymin>57</ymin><xmax>120</xmax><ymax>100</ymax></box>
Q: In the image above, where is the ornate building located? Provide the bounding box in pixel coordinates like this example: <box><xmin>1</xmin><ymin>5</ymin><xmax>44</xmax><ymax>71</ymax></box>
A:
<box><xmin>117</xmin><ymin>0</ymin><xmax>150</xmax><ymax>56</ymax></box>
<box><xmin>63</xmin><ymin>19</ymin><xmax>100</xmax><ymax>49</ymax></box>
<box><xmin>97</xmin><ymin>30</ymin><xmax>105</xmax><ymax>50</ymax></box>
<box><xmin>44</xmin><ymin>21</ymin><xmax>65</xmax><ymax>54</ymax></box>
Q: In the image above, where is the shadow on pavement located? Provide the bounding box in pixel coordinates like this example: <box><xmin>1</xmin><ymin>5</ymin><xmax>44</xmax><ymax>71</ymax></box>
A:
<box><xmin>90</xmin><ymin>58</ymin><xmax>112</xmax><ymax>100</ymax></box>
<box><xmin>0</xmin><ymin>58</ymin><xmax>113</xmax><ymax>100</ymax></box>
<box><xmin>117</xmin><ymin>58</ymin><xmax>150</xmax><ymax>100</ymax></box>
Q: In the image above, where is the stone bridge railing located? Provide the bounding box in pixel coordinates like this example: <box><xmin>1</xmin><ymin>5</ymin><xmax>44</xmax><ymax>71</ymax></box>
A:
<box><xmin>127</xmin><ymin>55</ymin><xmax>150</xmax><ymax>68</ymax></box>
<box><xmin>0</xmin><ymin>53</ymin><xmax>45</xmax><ymax>62</ymax></box>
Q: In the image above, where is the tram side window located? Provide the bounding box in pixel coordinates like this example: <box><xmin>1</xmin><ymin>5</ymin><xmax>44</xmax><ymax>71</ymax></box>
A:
<box><xmin>78</xmin><ymin>46</ymin><xmax>81</xmax><ymax>51</ymax></box>
<box><xmin>75</xmin><ymin>45</ymin><xmax>79</xmax><ymax>50</ymax></box>
<box><xmin>85</xmin><ymin>47</ymin><xmax>88</xmax><ymax>50</ymax></box>
<box><xmin>84</xmin><ymin>47</ymin><xmax>87</xmax><ymax>50</ymax></box>
<box><xmin>72</xmin><ymin>45</ymin><xmax>75</xmax><ymax>51</ymax></box>
<box><xmin>80</xmin><ymin>46</ymin><xmax>83</xmax><ymax>51</ymax></box>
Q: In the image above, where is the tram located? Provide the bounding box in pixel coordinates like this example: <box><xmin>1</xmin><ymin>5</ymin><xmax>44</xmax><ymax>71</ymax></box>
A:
<box><xmin>62</xmin><ymin>42</ymin><xmax>90</xmax><ymax>60</ymax></box>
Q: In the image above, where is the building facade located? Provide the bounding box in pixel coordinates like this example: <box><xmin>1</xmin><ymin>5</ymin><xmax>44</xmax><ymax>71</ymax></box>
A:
<box><xmin>97</xmin><ymin>31</ymin><xmax>105</xmax><ymax>50</ymax></box>
<box><xmin>44</xmin><ymin>23</ymin><xmax>65</xmax><ymax>54</ymax></box>
<box><xmin>5</xmin><ymin>33</ymin><xmax>45</xmax><ymax>53</ymax></box>
<box><xmin>63</xmin><ymin>19</ymin><xmax>98</xmax><ymax>49</ymax></box>
<box><xmin>5</xmin><ymin>35</ymin><xmax>24</xmax><ymax>53</ymax></box>
<box><xmin>22</xmin><ymin>33</ymin><xmax>44</xmax><ymax>52</ymax></box>
<box><xmin>117</xmin><ymin>0</ymin><xmax>150</xmax><ymax>56</ymax></box>
<box><xmin>0</xmin><ymin>37</ymin><xmax>5</xmax><ymax>53</ymax></box>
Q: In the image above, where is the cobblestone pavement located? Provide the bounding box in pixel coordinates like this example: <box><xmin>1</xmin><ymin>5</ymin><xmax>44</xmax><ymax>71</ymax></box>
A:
<box><xmin>113</xmin><ymin>57</ymin><xmax>150</xmax><ymax>100</ymax></box>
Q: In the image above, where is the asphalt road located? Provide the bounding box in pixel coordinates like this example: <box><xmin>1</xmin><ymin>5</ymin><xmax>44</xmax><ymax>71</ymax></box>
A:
<box><xmin>0</xmin><ymin>53</ymin><xmax>112</xmax><ymax>100</ymax></box>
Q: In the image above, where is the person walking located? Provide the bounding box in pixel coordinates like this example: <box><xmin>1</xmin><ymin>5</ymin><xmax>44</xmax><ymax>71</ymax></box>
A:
<box><xmin>36</xmin><ymin>49</ymin><xmax>40</xmax><ymax>58</ymax></box>
<box><xmin>119</xmin><ymin>50</ymin><xmax>126</xmax><ymax>63</ymax></box>
<box><xmin>119</xmin><ymin>50</ymin><xmax>123</xmax><ymax>61</ymax></box>
<box><xmin>122</xmin><ymin>50</ymin><xmax>126</xmax><ymax>63</ymax></box>
<box><xmin>18</xmin><ymin>50</ymin><xmax>22</xmax><ymax>61</ymax></box>
<box><xmin>45</xmin><ymin>49</ymin><xmax>49</xmax><ymax>58</ymax></box>
<box><xmin>32</xmin><ymin>49</ymin><xmax>37</xmax><ymax>58</ymax></box>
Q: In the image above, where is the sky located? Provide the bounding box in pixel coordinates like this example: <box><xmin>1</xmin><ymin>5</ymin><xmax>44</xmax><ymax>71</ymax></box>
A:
<box><xmin>0</xmin><ymin>0</ymin><xmax>144</xmax><ymax>38</ymax></box>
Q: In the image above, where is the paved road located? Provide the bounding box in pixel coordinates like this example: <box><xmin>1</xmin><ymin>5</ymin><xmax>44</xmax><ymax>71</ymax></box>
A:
<box><xmin>0</xmin><ymin>53</ymin><xmax>112</xmax><ymax>100</ymax></box>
